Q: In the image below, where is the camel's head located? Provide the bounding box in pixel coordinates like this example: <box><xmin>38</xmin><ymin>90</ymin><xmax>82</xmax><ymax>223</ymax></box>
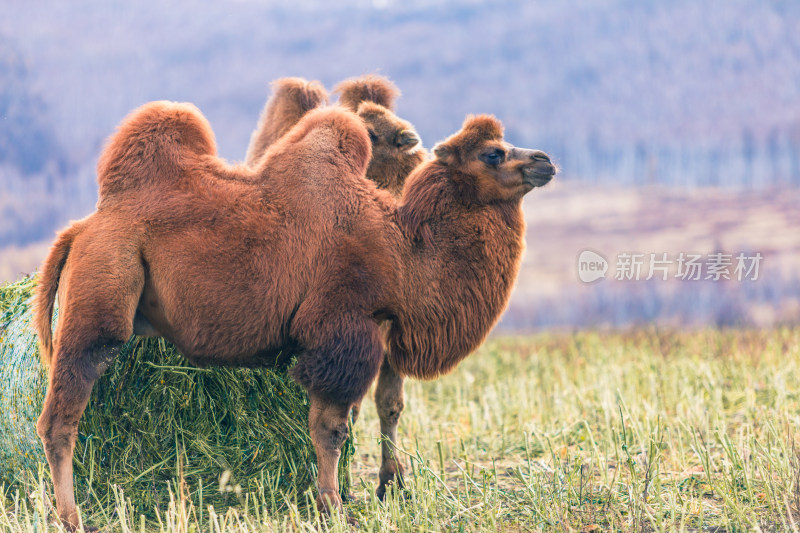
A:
<box><xmin>432</xmin><ymin>115</ymin><xmax>556</xmax><ymax>203</ymax></box>
<box><xmin>356</xmin><ymin>102</ymin><xmax>426</xmax><ymax>197</ymax></box>
<box><xmin>335</xmin><ymin>75</ymin><xmax>426</xmax><ymax>197</ymax></box>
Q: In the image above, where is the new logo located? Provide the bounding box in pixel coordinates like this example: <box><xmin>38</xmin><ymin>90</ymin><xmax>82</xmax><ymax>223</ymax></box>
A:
<box><xmin>577</xmin><ymin>249</ymin><xmax>608</xmax><ymax>283</ymax></box>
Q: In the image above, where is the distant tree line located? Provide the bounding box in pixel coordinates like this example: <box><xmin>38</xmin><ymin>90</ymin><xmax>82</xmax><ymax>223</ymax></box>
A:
<box><xmin>3</xmin><ymin>0</ymin><xmax>800</xmax><ymax>249</ymax></box>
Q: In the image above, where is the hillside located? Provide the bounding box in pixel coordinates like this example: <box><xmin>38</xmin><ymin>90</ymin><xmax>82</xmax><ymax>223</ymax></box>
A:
<box><xmin>4</xmin><ymin>185</ymin><xmax>799</xmax><ymax>330</ymax></box>
<box><xmin>511</xmin><ymin>184</ymin><xmax>800</xmax><ymax>329</ymax></box>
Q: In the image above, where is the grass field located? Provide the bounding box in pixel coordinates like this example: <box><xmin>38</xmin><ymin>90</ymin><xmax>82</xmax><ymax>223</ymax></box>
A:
<box><xmin>2</xmin><ymin>328</ymin><xmax>800</xmax><ymax>532</ymax></box>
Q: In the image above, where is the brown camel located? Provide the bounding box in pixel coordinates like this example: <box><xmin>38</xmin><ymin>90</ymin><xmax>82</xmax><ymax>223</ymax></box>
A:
<box><xmin>245</xmin><ymin>75</ymin><xmax>426</xmax><ymax>197</ymax></box>
<box><xmin>243</xmin><ymin>74</ymin><xmax>425</xmax><ymax>497</ymax></box>
<box><xmin>34</xmin><ymin>101</ymin><xmax>555</xmax><ymax>530</ymax></box>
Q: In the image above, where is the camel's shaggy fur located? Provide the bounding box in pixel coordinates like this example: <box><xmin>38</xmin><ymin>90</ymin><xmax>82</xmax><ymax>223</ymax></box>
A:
<box><xmin>245</xmin><ymin>75</ymin><xmax>425</xmax><ymax>197</ymax></box>
<box><xmin>244</xmin><ymin>78</ymin><xmax>328</xmax><ymax>168</ymax></box>
<box><xmin>34</xmin><ymin>102</ymin><xmax>554</xmax><ymax>529</ymax></box>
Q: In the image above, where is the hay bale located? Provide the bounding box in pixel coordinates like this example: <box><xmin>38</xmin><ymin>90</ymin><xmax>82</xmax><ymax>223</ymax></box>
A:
<box><xmin>0</xmin><ymin>276</ymin><xmax>354</xmax><ymax>513</ymax></box>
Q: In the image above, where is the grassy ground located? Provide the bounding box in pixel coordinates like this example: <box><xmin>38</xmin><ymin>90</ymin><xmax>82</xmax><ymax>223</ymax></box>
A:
<box><xmin>2</xmin><ymin>328</ymin><xmax>800</xmax><ymax>532</ymax></box>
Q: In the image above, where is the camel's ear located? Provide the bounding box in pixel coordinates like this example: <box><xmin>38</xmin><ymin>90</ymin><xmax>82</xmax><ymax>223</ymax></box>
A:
<box><xmin>433</xmin><ymin>142</ymin><xmax>454</xmax><ymax>164</ymax></box>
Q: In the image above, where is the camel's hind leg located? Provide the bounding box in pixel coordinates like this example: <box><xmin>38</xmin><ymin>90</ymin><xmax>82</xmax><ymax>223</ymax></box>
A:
<box><xmin>37</xmin><ymin>342</ymin><xmax>123</xmax><ymax>530</ymax></box>
<box><xmin>37</xmin><ymin>250</ymin><xmax>143</xmax><ymax>531</ymax></box>
<box><xmin>374</xmin><ymin>358</ymin><xmax>405</xmax><ymax>499</ymax></box>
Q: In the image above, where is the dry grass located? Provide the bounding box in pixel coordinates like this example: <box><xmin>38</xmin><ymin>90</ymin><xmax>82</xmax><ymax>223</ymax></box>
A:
<box><xmin>1</xmin><ymin>328</ymin><xmax>799</xmax><ymax>531</ymax></box>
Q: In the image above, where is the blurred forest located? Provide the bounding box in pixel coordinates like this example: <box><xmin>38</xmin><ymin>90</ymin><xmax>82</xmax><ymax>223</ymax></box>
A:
<box><xmin>1</xmin><ymin>0</ymin><xmax>799</xmax><ymax>328</ymax></box>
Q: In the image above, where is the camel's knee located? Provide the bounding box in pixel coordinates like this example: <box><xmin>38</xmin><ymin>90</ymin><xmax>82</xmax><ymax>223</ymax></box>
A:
<box><xmin>313</xmin><ymin>417</ymin><xmax>349</xmax><ymax>452</ymax></box>
<box><xmin>375</xmin><ymin>360</ymin><xmax>405</xmax><ymax>424</ymax></box>
<box><xmin>376</xmin><ymin>397</ymin><xmax>404</xmax><ymax>425</ymax></box>
<box><xmin>36</xmin><ymin>412</ymin><xmax>54</xmax><ymax>443</ymax></box>
<box><xmin>36</xmin><ymin>342</ymin><xmax>120</xmax><ymax>444</ymax></box>
<box><xmin>309</xmin><ymin>401</ymin><xmax>351</xmax><ymax>451</ymax></box>
<box><xmin>327</xmin><ymin>421</ymin><xmax>349</xmax><ymax>451</ymax></box>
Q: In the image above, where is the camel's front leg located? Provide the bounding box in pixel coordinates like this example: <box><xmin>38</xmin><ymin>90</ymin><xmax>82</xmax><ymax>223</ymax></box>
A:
<box><xmin>308</xmin><ymin>396</ymin><xmax>351</xmax><ymax>513</ymax></box>
<box><xmin>374</xmin><ymin>358</ymin><xmax>405</xmax><ymax>499</ymax></box>
<box><xmin>289</xmin><ymin>306</ymin><xmax>384</xmax><ymax>513</ymax></box>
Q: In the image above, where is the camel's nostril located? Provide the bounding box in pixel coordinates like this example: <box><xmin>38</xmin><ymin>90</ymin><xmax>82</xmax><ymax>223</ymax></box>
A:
<box><xmin>531</xmin><ymin>151</ymin><xmax>551</xmax><ymax>163</ymax></box>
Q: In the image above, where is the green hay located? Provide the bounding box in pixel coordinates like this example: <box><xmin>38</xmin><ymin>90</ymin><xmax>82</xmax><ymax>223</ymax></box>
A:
<box><xmin>0</xmin><ymin>276</ymin><xmax>354</xmax><ymax>515</ymax></box>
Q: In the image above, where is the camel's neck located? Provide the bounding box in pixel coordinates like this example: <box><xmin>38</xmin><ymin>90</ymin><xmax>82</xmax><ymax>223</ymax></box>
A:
<box><xmin>387</xmin><ymin>170</ymin><xmax>526</xmax><ymax>379</ymax></box>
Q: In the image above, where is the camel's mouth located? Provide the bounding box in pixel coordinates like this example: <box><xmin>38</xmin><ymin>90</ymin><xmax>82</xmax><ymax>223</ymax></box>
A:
<box><xmin>521</xmin><ymin>162</ymin><xmax>556</xmax><ymax>187</ymax></box>
<box><xmin>523</xmin><ymin>175</ymin><xmax>553</xmax><ymax>188</ymax></box>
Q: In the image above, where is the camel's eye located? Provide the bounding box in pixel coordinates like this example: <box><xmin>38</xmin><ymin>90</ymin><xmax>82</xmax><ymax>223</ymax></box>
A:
<box><xmin>368</xmin><ymin>129</ymin><xmax>379</xmax><ymax>143</ymax></box>
<box><xmin>480</xmin><ymin>149</ymin><xmax>505</xmax><ymax>166</ymax></box>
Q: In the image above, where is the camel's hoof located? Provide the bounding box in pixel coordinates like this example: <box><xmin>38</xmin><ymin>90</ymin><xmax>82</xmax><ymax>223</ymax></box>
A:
<box><xmin>376</xmin><ymin>478</ymin><xmax>407</xmax><ymax>501</ymax></box>
<box><xmin>316</xmin><ymin>491</ymin><xmax>359</xmax><ymax>526</ymax></box>
<box><xmin>377</xmin><ymin>464</ymin><xmax>406</xmax><ymax>501</ymax></box>
<box><xmin>316</xmin><ymin>490</ymin><xmax>343</xmax><ymax>515</ymax></box>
